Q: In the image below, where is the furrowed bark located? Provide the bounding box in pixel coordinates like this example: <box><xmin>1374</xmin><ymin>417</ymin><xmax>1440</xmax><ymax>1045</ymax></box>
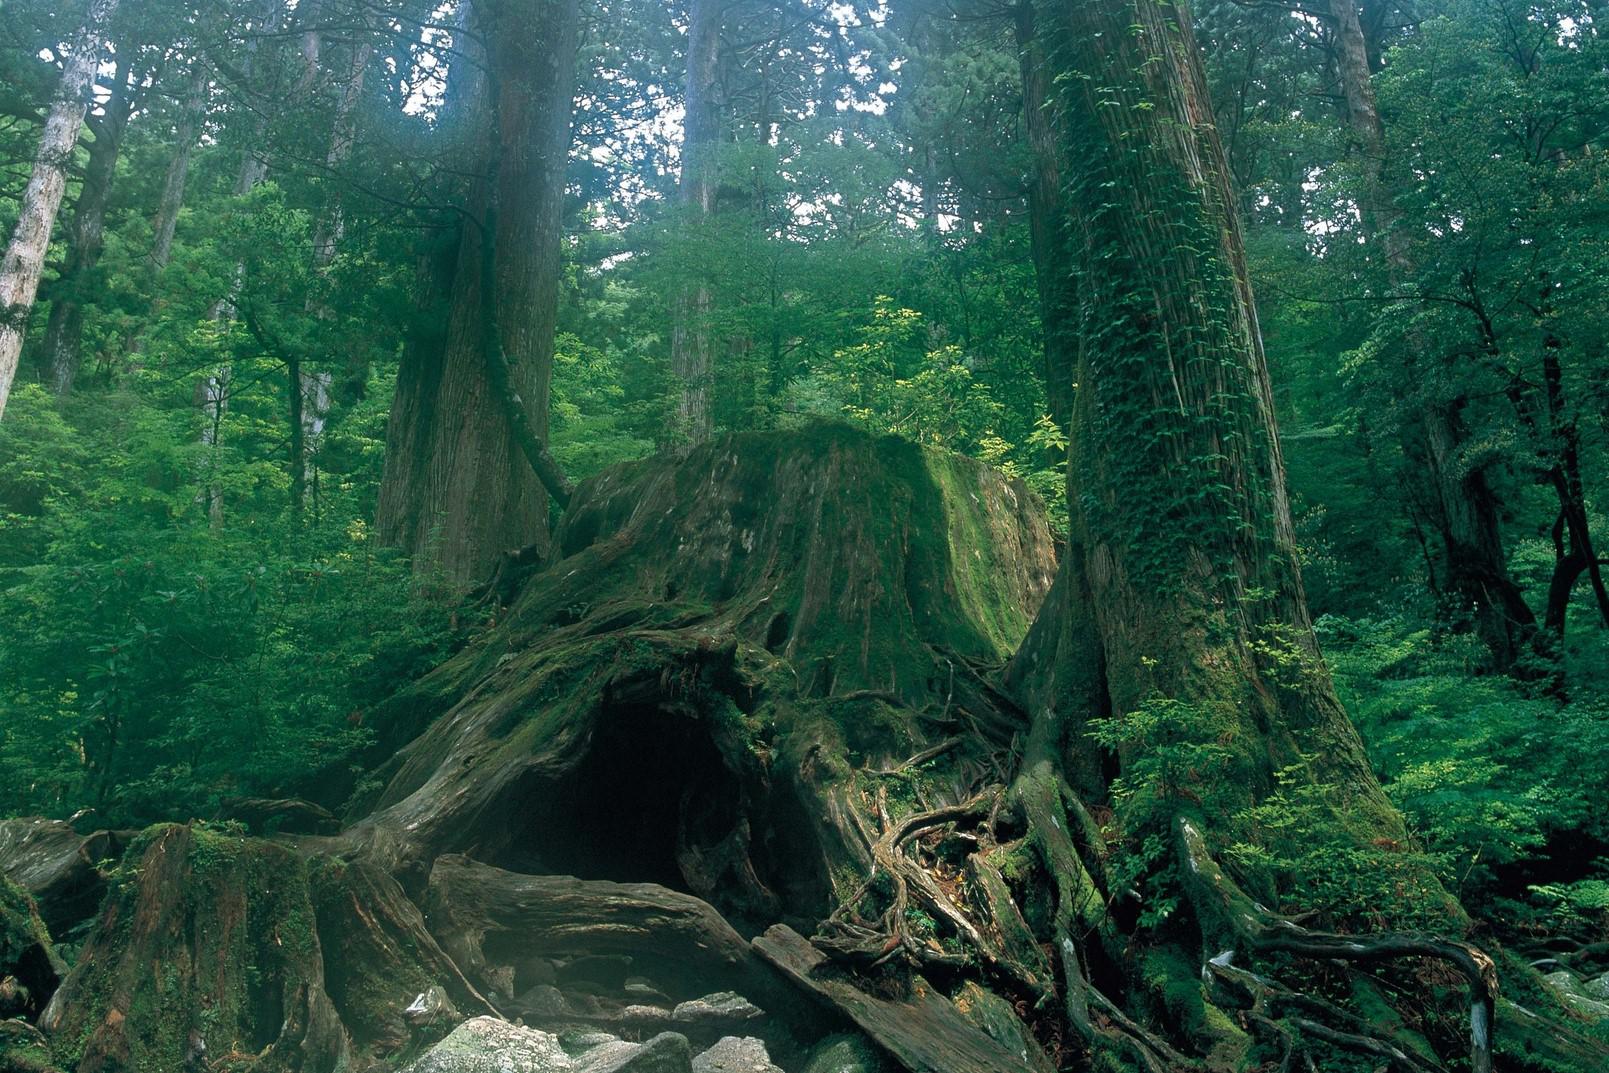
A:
<box><xmin>376</xmin><ymin>0</ymin><xmax>579</xmax><ymax>584</ymax></box>
<box><xmin>670</xmin><ymin>0</ymin><xmax>724</xmax><ymax>444</ymax></box>
<box><xmin>40</xmin><ymin>57</ymin><xmax>136</xmax><ymax>396</ymax></box>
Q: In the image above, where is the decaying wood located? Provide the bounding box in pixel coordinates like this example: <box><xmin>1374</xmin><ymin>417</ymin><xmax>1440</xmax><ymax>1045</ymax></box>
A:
<box><xmin>753</xmin><ymin>923</ymin><xmax>1032</xmax><ymax>1073</ymax></box>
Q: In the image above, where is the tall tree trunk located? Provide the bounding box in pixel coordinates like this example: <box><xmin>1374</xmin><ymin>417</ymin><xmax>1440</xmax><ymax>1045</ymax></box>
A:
<box><xmin>376</xmin><ymin>0</ymin><xmax>579</xmax><ymax>585</ymax></box>
<box><xmin>0</xmin><ymin>0</ymin><xmax>121</xmax><ymax>420</ymax></box>
<box><xmin>310</xmin><ymin>37</ymin><xmax>371</xmax><ymax>268</ymax></box>
<box><xmin>1013</xmin><ymin>0</ymin><xmax>1076</xmax><ymax>432</ymax></box>
<box><xmin>1017</xmin><ymin>1</ymin><xmax>1497</xmax><ymax>1066</ymax></box>
<box><xmin>1328</xmin><ymin>0</ymin><xmax>1538</xmax><ymax>671</ymax></box>
<box><xmin>40</xmin><ymin>59</ymin><xmax>136</xmax><ymax>396</ymax></box>
<box><xmin>149</xmin><ymin>61</ymin><xmax>209</xmax><ymax>273</ymax></box>
<box><xmin>670</xmin><ymin>0</ymin><xmax>724</xmax><ymax>444</ymax></box>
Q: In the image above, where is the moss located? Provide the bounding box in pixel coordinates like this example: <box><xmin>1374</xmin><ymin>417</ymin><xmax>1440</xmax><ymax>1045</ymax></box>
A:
<box><xmin>1141</xmin><ymin>948</ymin><xmax>1251</xmax><ymax>1071</ymax></box>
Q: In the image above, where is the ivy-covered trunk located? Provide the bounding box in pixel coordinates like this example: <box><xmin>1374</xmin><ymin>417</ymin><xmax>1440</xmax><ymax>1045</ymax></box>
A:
<box><xmin>1010</xmin><ymin>0</ymin><xmax>1512</xmax><ymax>1067</ymax></box>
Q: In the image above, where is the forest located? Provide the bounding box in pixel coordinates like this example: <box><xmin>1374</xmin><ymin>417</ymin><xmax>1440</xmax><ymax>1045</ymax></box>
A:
<box><xmin>0</xmin><ymin>0</ymin><xmax>1607</xmax><ymax>1071</ymax></box>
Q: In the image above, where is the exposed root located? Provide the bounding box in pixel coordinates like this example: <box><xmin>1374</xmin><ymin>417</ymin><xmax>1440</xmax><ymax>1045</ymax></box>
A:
<box><xmin>815</xmin><ymin>788</ymin><xmax>1007</xmax><ymax>973</ymax></box>
<box><xmin>1177</xmin><ymin>816</ymin><xmax>1496</xmax><ymax>1073</ymax></box>
<box><xmin>1205</xmin><ymin>953</ymin><xmax>1445</xmax><ymax>1073</ymax></box>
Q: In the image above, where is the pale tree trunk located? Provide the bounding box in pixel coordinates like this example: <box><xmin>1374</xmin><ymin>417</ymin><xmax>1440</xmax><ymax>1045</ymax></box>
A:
<box><xmin>0</xmin><ymin>0</ymin><xmax>121</xmax><ymax>421</ymax></box>
<box><xmin>40</xmin><ymin>58</ymin><xmax>137</xmax><ymax>396</ymax></box>
<box><xmin>148</xmin><ymin>61</ymin><xmax>209</xmax><ymax>273</ymax></box>
<box><xmin>1327</xmin><ymin>0</ymin><xmax>1539</xmax><ymax>671</ymax></box>
<box><xmin>670</xmin><ymin>0</ymin><xmax>724</xmax><ymax>444</ymax></box>
<box><xmin>376</xmin><ymin>0</ymin><xmax>579</xmax><ymax>585</ymax></box>
<box><xmin>311</xmin><ymin>36</ymin><xmax>371</xmax><ymax>268</ymax></box>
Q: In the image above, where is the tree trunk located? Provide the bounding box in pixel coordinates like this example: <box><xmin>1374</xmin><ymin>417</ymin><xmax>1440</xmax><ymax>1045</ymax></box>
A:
<box><xmin>39</xmin><ymin>59</ymin><xmax>135</xmax><ymax>396</ymax></box>
<box><xmin>1328</xmin><ymin>0</ymin><xmax>1537</xmax><ymax>672</ymax></box>
<box><xmin>1016</xmin><ymin>0</ymin><xmax>1500</xmax><ymax>1066</ymax></box>
<box><xmin>310</xmin><ymin>37</ymin><xmax>371</xmax><ymax>268</ymax></box>
<box><xmin>1013</xmin><ymin>0</ymin><xmax>1076</xmax><ymax>432</ymax></box>
<box><xmin>148</xmin><ymin>61</ymin><xmax>209</xmax><ymax>273</ymax></box>
<box><xmin>376</xmin><ymin>0</ymin><xmax>579</xmax><ymax>586</ymax></box>
<box><xmin>670</xmin><ymin>0</ymin><xmax>724</xmax><ymax>444</ymax></box>
<box><xmin>0</xmin><ymin>0</ymin><xmax>121</xmax><ymax>421</ymax></box>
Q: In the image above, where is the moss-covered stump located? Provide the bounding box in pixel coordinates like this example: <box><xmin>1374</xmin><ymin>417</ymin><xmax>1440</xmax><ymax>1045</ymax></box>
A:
<box><xmin>339</xmin><ymin>424</ymin><xmax>1055</xmax><ymax>927</ymax></box>
<box><xmin>39</xmin><ymin>825</ymin><xmax>344</xmax><ymax>1072</ymax></box>
<box><xmin>37</xmin><ymin>825</ymin><xmax>496</xmax><ymax>1073</ymax></box>
<box><xmin>27</xmin><ymin>426</ymin><xmax>1062</xmax><ymax>1072</ymax></box>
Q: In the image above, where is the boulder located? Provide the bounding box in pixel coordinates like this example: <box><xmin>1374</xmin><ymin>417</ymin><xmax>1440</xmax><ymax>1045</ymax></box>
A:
<box><xmin>403</xmin><ymin>1016</ymin><xmax>573</xmax><ymax>1073</ymax></box>
<box><xmin>576</xmin><ymin>1031</ymin><xmax>693</xmax><ymax>1073</ymax></box>
<box><xmin>800</xmin><ymin>1034</ymin><xmax>886</xmax><ymax>1073</ymax></box>
<box><xmin>1543</xmin><ymin>972</ymin><xmax>1609</xmax><ymax>1021</ymax></box>
<box><xmin>671</xmin><ymin>993</ymin><xmax>764</xmax><ymax>1028</ymax></box>
<box><xmin>691</xmin><ymin>1036</ymin><xmax>781</xmax><ymax>1073</ymax></box>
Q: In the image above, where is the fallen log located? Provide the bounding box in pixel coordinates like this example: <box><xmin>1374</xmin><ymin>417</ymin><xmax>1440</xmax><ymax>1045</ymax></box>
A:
<box><xmin>752</xmin><ymin>924</ymin><xmax>1033</xmax><ymax>1073</ymax></box>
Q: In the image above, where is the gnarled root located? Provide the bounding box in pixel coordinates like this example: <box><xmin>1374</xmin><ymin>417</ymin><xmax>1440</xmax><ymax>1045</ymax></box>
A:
<box><xmin>1177</xmin><ymin>816</ymin><xmax>1495</xmax><ymax>1073</ymax></box>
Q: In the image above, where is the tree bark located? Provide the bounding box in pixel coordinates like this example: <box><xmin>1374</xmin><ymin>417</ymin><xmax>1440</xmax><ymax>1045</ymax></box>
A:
<box><xmin>1327</xmin><ymin>0</ymin><xmax>1538</xmax><ymax>672</ymax></box>
<box><xmin>0</xmin><ymin>0</ymin><xmax>121</xmax><ymax>420</ymax></box>
<box><xmin>148</xmin><ymin>60</ymin><xmax>209</xmax><ymax>273</ymax></box>
<box><xmin>39</xmin><ymin>58</ymin><xmax>136</xmax><ymax>396</ymax></box>
<box><xmin>1013</xmin><ymin>0</ymin><xmax>1077</xmax><ymax>432</ymax></box>
<box><xmin>376</xmin><ymin>0</ymin><xmax>579</xmax><ymax>585</ymax></box>
<box><xmin>1020</xmin><ymin>1</ymin><xmax>1496</xmax><ymax>1066</ymax></box>
<box><xmin>670</xmin><ymin>0</ymin><xmax>724</xmax><ymax>444</ymax></box>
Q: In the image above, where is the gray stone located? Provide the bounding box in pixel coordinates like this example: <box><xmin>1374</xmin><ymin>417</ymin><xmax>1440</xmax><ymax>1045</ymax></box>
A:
<box><xmin>1583</xmin><ymin>972</ymin><xmax>1609</xmax><ymax>1002</ymax></box>
<box><xmin>691</xmin><ymin>1036</ymin><xmax>781</xmax><ymax>1073</ymax></box>
<box><xmin>404</xmin><ymin>986</ymin><xmax>462</xmax><ymax>1031</ymax></box>
<box><xmin>801</xmin><ymin>1034</ymin><xmax>886</xmax><ymax>1073</ymax></box>
<box><xmin>671</xmin><ymin>992</ymin><xmax>764</xmax><ymax>1027</ymax></box>
<box><xmin>577</xmin><ymin>1031</ymin><xmax>694</xmax><ymax>1073</ymax></box>
<box><xmin>560</xmin><ymin>1029</ymin><xmax>622</xmax><ymax>1056</ymax></box>
<box><xmin>403</xmin><ymin>1016</ymin><xmax>574</xmax><ymax>1073</ymax></box>
<box><xmin>518</xmin><ymin>984</ymin><xmax>573</xmax><ymax>1018</ymax></box>
<box><xmin>621</xmin><ymin>1003</ymin><xmax>674</xmax><ymax>1026</ymax></box>
<box><xmin>1544</xmin><ymin>972</ymin><xmax>1609</xmax><ymax>1021</ymax></box>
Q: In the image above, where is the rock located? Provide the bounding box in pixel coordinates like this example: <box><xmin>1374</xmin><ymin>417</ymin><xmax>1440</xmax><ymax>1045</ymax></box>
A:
<box><xmin>621</xmin><ymin>1004</ymin><xmax>674</xmax><ymax>1027</ymax></box>
<box><xmin>403</xmin><ymin>1016</ymin><xmax>573</xmax><ymax>1073</ymax></box>
<box><xmin>1583</xmin><ymin>973</ymin><xmax>1609</xmax><ymax>1002</ymax></box>
<box><xmin>801</xmin><ymin>1034</ymin><xmax>886</xmax><ymax>1073</ymax></box>
<box><xmin>560</xmin><ymin>1029</ymin><xmax>622</xmax><ymax>1056</ymax></box>
<box><xmin>517</xmin><ymin>984</ymin><xmax>574</xmax><ymax>1018</ymax></box>
<box><xmin>691</xmin><ymin>1036</ymin><xmax>781</xmax><ymax>1073</ymax></box>
<box><xmin>672</xmin><ymin>992</ymin><xmax>764</xmax><ymax>1027</ymax></box>
<box><xmin>576</xmin><ymin>1031</ymin><xmax>693</xmax><ymax>1073</ymax></box>
<box><xmin>1544</xmin><ymin>972</ymin><xmax>1609</xmax><ymax>1021</ymax></box>
<box><xmin>405</xmin><ymin>985</ymin><xmax>462</xmax><ymax>1031</ymax></box>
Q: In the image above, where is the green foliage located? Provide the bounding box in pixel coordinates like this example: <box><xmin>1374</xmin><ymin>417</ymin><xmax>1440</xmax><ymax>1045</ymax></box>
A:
<box><xmin>1321</xmin><ymin>613</ymin><xmax>1609</xmax><ymax>931</ymax></box>
<box><xmin>0</xmin><ymin>384</ymin><xmax>462</xmax><ymax>826</ymax></box>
